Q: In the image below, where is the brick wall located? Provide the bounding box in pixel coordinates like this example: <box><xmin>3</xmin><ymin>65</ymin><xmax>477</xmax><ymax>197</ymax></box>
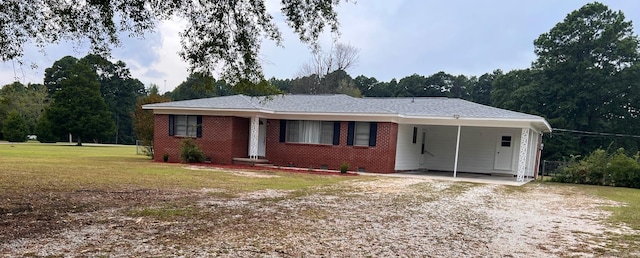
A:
<box><xmin>265</xmin><ymin>120</ymin><xmax>398</xmax><ymax>173</ymax></box>
<box><xmin>153</xmin><ymin>115</ymin><xmax>249</xmax><ymax>164</ymax></box>
<box><xmin>154</xmin><ymin>115</ymin><xmax>399</xmax><ymax>173</ymax></box>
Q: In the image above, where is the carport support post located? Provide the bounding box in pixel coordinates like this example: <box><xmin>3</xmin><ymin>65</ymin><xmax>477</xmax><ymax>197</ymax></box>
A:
<box><xmin>516</xmin><ymin>128</ymin><xmax>530</xmax><ymax>182</ymax></box>
<box><xmin>249</xmin><ymin>115</ymin><xmax>259</xmax><ymax>160</ymax></box>
<box><xmin>453</xmin><ymin>125</ymin><xmax>461</xmax><ymax>178</ymax></box>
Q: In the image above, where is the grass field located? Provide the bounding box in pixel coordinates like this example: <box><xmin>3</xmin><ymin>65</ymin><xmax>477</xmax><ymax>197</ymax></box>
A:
<box><xmin>0</xmin><ymin>142</ymin><xmax>354</xmax><ymax>194</ymax></box>
<box><xmin>1</xmin><ymin>142</ymin><xmax>640</xmax><ymax>256</ymax></box>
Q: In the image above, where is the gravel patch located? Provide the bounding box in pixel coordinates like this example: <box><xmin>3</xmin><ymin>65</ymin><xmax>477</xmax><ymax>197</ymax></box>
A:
<box><xmin>186</xmin><ymin>165</ymin><xmax>281</xmax><ymax>178</ymax></box>
<box><xmin>1</xmin><ymin>178</ymin><xmax>635</xmax><ymax>257</ymax></box>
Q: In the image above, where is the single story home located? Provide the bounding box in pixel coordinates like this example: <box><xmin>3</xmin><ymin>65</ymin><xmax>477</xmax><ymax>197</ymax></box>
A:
<box><xmin>143</xmin><ymin>94</ymin><xmax>551</xmax><ymax>182</ymax></box>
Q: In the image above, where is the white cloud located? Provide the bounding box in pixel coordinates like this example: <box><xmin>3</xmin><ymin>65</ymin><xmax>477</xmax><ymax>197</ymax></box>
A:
<box><xmin>123</xmin><ymin>19</ymin><xmax>189</xmax><ymax>93</ymax></box>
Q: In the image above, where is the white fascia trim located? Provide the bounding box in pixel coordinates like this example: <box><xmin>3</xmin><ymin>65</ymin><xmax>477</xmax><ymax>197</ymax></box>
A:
<box><xmin>398</xmin><ymin>115</ymin><xmax>551</xmax><ymax>132</ymax></box>
<box><xmin>149</xmin><ymin>107</ymin><xmax>398</xmax><ymax>121</ymax></box>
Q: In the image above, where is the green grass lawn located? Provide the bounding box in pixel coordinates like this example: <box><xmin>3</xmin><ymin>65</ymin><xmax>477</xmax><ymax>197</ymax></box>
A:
<box><xmin>0</xmin><ymin>142</ymin><xmax>356</xmax><ymax>195</ymax></box>
<box><xmin>534</xmin><ymin>181</ymin><xmax>640</xmax><ymax>230</ymax></box>
<box><xmin>571</xmin><ymin>183</ymin><xmax>640</xmax><ymax>251</ymax></box>
<box><xmin>535</xmin><ymin>181</ymin><xmax>640</xmax><ymax>255</ymax></box>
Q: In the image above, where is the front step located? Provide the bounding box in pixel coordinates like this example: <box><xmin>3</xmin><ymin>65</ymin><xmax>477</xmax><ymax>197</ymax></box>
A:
<box><xmin>232</xmin><ymin>157</ymin><xmax>270</xmax><ymax>166</ymax></box>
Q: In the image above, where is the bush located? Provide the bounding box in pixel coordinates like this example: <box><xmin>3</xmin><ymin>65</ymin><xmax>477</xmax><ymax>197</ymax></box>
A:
<box><xmin>163</xmin><ymin>153</ymin><xmax>169</xmax><ymax>162</ymax></box>
<box><xmin>552</xmin><ymin>148</ymin><xmax>640</xmax><ymax>189</ymax></box>
<box><xmin>340</xmin><ymin>162</ymin><xmax>349</xmax><ymax>174</ymax></box>
<box><xmin>2</xmin><ymin>111</ymin><xmax>28</xmax><ymax>142</ymax></box>
<box><xmin>609</xmin><ymin>149</ymin><xmax>640</xmax><ymax>188</ymax></box>
<box><xmin>179</xmin><ymin>138</ymin><xmax>205</xmax><ymax>163</ymax></box>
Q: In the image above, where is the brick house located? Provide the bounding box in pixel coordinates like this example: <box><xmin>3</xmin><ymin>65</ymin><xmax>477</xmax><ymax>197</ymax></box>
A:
<box><xmin>143</xmin><ymin>94</ymin><xmax>551</xmax><ymax>182</ymax></box>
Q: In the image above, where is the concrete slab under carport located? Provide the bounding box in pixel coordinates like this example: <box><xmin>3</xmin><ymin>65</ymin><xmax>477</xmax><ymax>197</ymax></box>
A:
<box><xmin>358</xmin><ymin>171</ymin><xmax>533</xmax><ymax>186</ymax></box>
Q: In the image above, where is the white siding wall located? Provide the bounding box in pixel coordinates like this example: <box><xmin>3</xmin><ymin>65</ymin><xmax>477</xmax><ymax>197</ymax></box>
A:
<box><xmin>421</xmin><ymin>126</ymin><xmax>458</xmax><ymax>171</ymax></box>
<box><xmin>394</xmin><ymin>125</ymin><xmax>526</xmax><ymax>175</ymax></box>
<box><xmin>394</xmin><ymin>124</ymin><xmax>422</xmax><ymax>171</ymax></box>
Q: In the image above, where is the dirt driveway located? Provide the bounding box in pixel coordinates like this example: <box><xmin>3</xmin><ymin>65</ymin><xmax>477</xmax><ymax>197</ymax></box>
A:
<box><xmin>1</xmin><ymin>173</ymin><xmax>635</xmax><ymax>257</ymax></box>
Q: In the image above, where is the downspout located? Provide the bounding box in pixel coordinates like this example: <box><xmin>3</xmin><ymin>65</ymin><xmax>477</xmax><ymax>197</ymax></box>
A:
<box><xmin>453</xmin><ymin>114</ymin><xmax>461</xmax><ymax>178</ymax></box>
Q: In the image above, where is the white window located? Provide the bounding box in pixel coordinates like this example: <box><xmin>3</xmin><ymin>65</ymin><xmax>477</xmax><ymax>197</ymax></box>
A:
<box><xmin>286</xmin><ymin>120</ymin><xmax>334</xmax><ymax>144</ymax></box>
<box><xmin>354</xmin><ymin>122</ymin><xmax>370</xmax><ymax>146</ymax></box>
<box><xmin>174</xmin><ymin>115</ymin><xmax>199</xmax><ymax>137</ymax></box>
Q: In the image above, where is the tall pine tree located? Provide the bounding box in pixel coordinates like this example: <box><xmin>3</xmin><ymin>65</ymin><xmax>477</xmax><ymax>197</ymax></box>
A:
<box><xmin>42</xmin><ymin>61</ymin><xmax>115</xmax><ymax>146</ymax></box>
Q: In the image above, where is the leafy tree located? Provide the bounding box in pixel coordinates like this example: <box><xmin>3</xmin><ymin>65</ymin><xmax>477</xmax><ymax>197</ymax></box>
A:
<box><xmin>354</xmin><ymin>75</ymin><xmax>378</xmax><ymax>96</ymax></box>
<box><xmin>396</xmin><ymin>73</ymin><xmax>443</xmax><ymax>97</ymax></box>
<box><xmin>290</xmin><ymin>74</ymin><xmax>321</xmax><ymax>94</ymax></box>
<box><xmin>532</xmin><ymin>2</ymin><xmax>640</xmax><ymax>158</ymax></box>
<box><xmin>491</xmin><ymin>69</ymin><xmax>544</xmax><ymax>115</ymax></box>
<box><xmin>44</xmin><ymin>56</ymin><xmax>79</xmax><ymax>97</ymax></box>
<box><xmin>81</xmin><ymin>54</ymin><xmax>146</xmax><ymax>144</ymax></box>
<box><xmin>288</xmin><ymin>69</ymin><xmax>360</xmax><ymax>96</ymax></box>
<box><xmin>444</xmin><ymin>74</ymin><xmax>471</xmax><ymax>99</ymax></box>
<box><xmin>468</xmin><ymin>70</ymin><xmax>502</xmax><ymax>105</ymax></box>
<box><xmin>0</xmin><ymin>82</ymin><xmax>48</xmax><ymax>134</ymax></box>
<box><xmin>170</xmin><ymin>73</ymin><xmax>219</xmax><ymax>101</ymax></box>
<box><xmin>2</xmin><ymin>0</ymin><xmax>347</xmax><ymax>82</ymax></box>
<box><xmin>45</xmin><ymin>55</ymin><xmax>145</xmax><ymax>144</ymax></box>
<box><xmin>321</xmin><ymin>69</ymin><xmax>360</xmax><ymax>96</ymax></box>
<box><xmin>269</xmin><ymin>78</ymin><xmax>293</xmax><ymax>93</ymax></box>
<box><xmin>133</xmin><ymin>84</ymin><xmax>170</xmax><ymax>156</ymax></box>
<box><xmin>35</xmin><ymin>109</ymin><xmax>58</xmax><ymax>143</ymax></box>
<box><xmin>233</xmin><ymin>79</ymin><xmax>283</xmax><ymax>97</ymax></box>
<box><xmin>1</xmin><ymin>110</ymin><xmax>28</xmax><ymax>142</ymax></box>
<box><xmin>43</xmin><ymin>61</ymin><xmax>115</xmax><ymax>146</ymax></box>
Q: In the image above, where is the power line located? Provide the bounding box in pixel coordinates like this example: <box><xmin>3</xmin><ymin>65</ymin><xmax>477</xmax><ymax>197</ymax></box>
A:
<box><xmin>553</xmin><ymin>128</ymin><xmax>640</xmax><ymax>139</ymax></box>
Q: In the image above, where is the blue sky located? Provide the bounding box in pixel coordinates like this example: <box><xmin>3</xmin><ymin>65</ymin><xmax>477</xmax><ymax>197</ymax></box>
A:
<box><xmin>2</xmin><ymin>1</ymin><xmax>640</xmax><ymax>93</ymax></box>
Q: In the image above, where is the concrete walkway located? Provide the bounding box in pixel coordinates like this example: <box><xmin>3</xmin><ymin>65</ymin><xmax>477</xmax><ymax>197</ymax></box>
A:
<box><xmin>253</xmin><ymin>163</ymin><xmax>532</xmax><ymax>186</ymax></box>
<box><xmin>357</xmin><ymin>171</ymin><xmax>533</xmax><ymax>186</ymax></box>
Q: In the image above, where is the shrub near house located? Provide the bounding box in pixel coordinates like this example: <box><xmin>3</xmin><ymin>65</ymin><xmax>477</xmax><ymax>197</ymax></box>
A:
<box><xmin>552</xmin><ymin>148</ymin><xmax>640</xmax><ymax>189</ymax></box>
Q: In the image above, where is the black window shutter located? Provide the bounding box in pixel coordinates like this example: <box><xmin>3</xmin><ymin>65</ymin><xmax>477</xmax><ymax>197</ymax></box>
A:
<box><xmin>196</xmin><ymin>115</ymin><xmax>203</xmax><ymax>138</ymax></box>
<box><xmin>369</xmin><ymin>122</ymin><xmax>378</xmax><ymax>147</ymax></box>
<box><xmin>279</xmin><ymin>120</ymin><xmax>287</xmax><ymax>142</ymax></box>
<box><xmin>347</xmin><ymin>121</ymin><xmax>355</xmax><ymax>146</ymax></box>
<box><xmin>332</xmin><ymin>121</ymin><xmax>341</xmax><ymax>145</ymax></box>
<box><xmin>169</xmin><ymin>115</ymin><xmax>175</xmax><ymax>136</ymax></box>
<box><xmin>412</xmin><ymin>127</ymin><xmax>417</xmax><ymax>144</ymax></box>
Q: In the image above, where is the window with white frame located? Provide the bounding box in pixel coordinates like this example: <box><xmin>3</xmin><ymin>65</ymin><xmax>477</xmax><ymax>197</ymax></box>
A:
<box><xmin>286</xmin><ymin>120</ymin><xmax>334</xmax><ymax>144</ymax></box>
<box><xmin>174</xmin><ymin>115</ymin><xmax>199</xmax><ymax>137</ymax></box>
<box><xmin>354</xmin><ymin>122</ymin><xmax>370</xmax><ymax>146</ymax></box>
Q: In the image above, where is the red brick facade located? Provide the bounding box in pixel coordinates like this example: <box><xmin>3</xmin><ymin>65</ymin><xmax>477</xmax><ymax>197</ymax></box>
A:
<box><xmin>153</xmin><ymin>114</ymin><xmax>249</xmax><ymax>164</ymax></box>
<box><xmin>265</xmin><ymin>120</ymin><xmax>398</xmax><ymax>173</ymax></box>
<box><xmin>154</xmin><ymin>115</ymin><xmax>398</xmax><ymax>173</ymax></box>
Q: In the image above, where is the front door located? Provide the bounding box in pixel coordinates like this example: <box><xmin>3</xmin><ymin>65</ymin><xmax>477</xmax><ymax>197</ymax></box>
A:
<box><xmin>494</xmin><ymin>134</ymin><xmax>514</xmax><ymax>170</ymax></box>
<box><xmin>258</xmin><ymin>118</ymin><xmax>266</xmax><ymax>157</ymax></box>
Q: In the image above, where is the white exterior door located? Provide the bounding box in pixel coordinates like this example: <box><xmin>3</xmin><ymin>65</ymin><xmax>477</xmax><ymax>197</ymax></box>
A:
<box><xmin>258</xmin><ymin>119</ymin><xmax>266</xmax><ymax>157</ymax></box>
<box><xmin>494</xmin><ymin>134</ymin><xmax>514</xmax><ymax>170</ymax></box>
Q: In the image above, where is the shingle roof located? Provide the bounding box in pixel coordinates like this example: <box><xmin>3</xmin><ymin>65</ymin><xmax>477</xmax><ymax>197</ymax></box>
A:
<box><xmin>359</xmin><ymin>97</ymin><xmax>541</xmax><ymax>119</ymax></box>
<box><xmin>144</xmin><ymin>94</ymin><xmax>541</xmax><ymax>119</ymax></box>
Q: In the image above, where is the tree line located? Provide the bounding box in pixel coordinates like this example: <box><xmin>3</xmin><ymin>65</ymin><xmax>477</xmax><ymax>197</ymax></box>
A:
<box><xmin>1</xmin><ymin>55</ymin><xmax>149</xmax><ymax>145</ymax></box>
